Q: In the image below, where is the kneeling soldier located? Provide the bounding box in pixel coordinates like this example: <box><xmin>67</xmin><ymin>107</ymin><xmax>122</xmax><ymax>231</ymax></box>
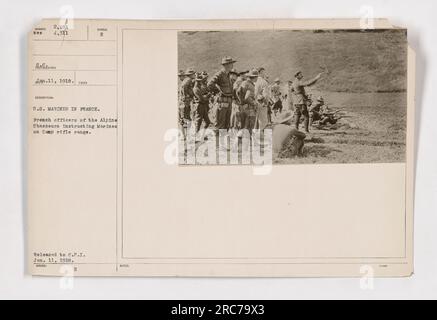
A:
<box><xmin>309</xmin><ymin>96</ymin><xmax>324</xmax><ymax>127</ymax></box>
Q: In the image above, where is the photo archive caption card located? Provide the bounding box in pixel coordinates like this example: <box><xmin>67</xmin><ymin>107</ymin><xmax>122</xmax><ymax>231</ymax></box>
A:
<box><xmin>28</xmin><ymin>19</ymin><xmax>415</xmax><ymax>277</ymax></box>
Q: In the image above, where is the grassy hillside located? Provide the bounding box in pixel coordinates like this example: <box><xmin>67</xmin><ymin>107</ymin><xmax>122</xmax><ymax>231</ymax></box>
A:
<box><xmin>178</xmin><ymin>29</ymin><xmax>407</xmax><ymax>93</ymax></box>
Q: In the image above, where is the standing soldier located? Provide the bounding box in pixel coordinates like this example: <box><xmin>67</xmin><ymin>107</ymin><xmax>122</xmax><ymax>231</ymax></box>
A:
<box><xmin>178</xmin><ymin>70</ymin><xmax>186</xmax><ymax>130</ymax></box>
<box><xmin>207</xmin><ymin>56</ymin><xmax>237</xmax><ymax>130</ymax></box>
<box><xmin>229</xmin><ymin>69</ymin><xmax>243</xmax><ymax>130</ymax></box>
<box><xmin>255</xmin><ymin>67</ymin><xmax>271</xmax><ymax>129</ymax></box>
<box><xmin>181</xmin><ymin>68</ymin><xmax>196</xmax><ymax>126</ymax></box>
<box><xmin>201</xmin><ymin>72</ymin><xmax>212</xmax><ymax>122</ymax></box>
<box><xmin>292</xmin><ymin>70</ymin><xmax>323</xmax><ymax>133</ymax></box>
<box><xmin>255</xmin><ymin>67</ymin><xmax>269</xmax><ymax>100</ymax></box>
<box><xmin>192</xmin><ymin>73</ymin><xmax>212</xmax><ymax>134</ymax></box>
<box><xmin>270</xmin><ymin>78</ymin><xmax>283</xmax><ymax>117</ymax></box>
<box><xmin>237</xmin><ymin>69</ymin><xmax>259</xmax><ymax>132</ymax></box>
<box><xmin>233</xmin><ymin>71</ymin><xmax>248</xmax><ymax>129</ymax></box>
<box><xmin>256</xmin><ymin>95</ymin><xmax>270</xmax><ymax>130</ymax></box>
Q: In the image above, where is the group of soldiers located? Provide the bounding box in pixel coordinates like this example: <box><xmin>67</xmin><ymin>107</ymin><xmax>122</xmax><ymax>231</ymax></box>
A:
<box><xmin>178</xmin><ymin>55</ymin><xmax>337</xmax><ymax>138</ymax></box>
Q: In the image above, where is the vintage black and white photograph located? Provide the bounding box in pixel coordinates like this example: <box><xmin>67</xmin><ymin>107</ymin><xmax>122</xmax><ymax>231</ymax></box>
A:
<box><xmin>178</xmin><ymin>29</ymin><xmax>408</xmax><ymax>165</ymax></box>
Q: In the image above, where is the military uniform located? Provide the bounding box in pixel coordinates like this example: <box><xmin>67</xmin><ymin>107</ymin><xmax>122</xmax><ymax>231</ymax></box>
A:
<box><xmin>230</xmin><ymin>77</ymin><xmax>244</xmax><ymax>130</ymax></box>
<box><xmin>256</xmin><ymin>97</ymin><xmax>270</xmax><ymax>130</ymax></box>
<box><xmin>270</xmin><ymin>82</ymin><xmax>283</xmax><ymax>115</ymax></box>
<box><xmin>180</xmin><ymin>76</ymin><xmax>194</xmax><ymax>122</ymax></box>
<box><xmin>192</xmin><ymin>80</ymin><xmax>211</xmax><ymax>133</ymax></box>
<box><xmin>207</xmin><ymin>69</ymin><xmax>234</xmax><ymax>130</ymax></box>
<box><xmin>292</xmin><ymin>73</ymin><xmax>321</xmax><ymax>132</ymax></box>
<box><xmin>255</xmin><ymin>76</ymin><xmax>269</xmax><ymax>99</ymax></box>
<box><xmin>255</xmin><ymin>75</ymin><xmax>271</xmax><ymax>127</ymax></box>
<box><xmin>319</xmin><ymin>104</ymin><xmax>337</xmax><ymax>125</ymax></box>
<box><xmin>238</xmin><ymin>78</ymin><xmax>257</xmax><ymax>131</ymax></box>
<box><xmin>178</xmin><ymin>71</ymin><xmax>186</xmax><ymax>128</ymax></box>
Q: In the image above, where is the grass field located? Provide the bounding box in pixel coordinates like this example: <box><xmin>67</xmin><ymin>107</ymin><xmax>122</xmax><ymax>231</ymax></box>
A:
<box><xmin>276</xmin><ymin>91</ymin><xmax>407</xmax><ymax>164</ymax></box>
<box><xmin>179</xmin><ymin>30</ymin><xmax>408</xmax><ymax>164</ymax></box>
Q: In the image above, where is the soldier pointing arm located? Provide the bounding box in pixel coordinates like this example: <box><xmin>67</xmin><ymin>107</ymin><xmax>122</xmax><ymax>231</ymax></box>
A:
<box><xmin>292</xmin><ymin>71</ymin><xmax>323</xmax><ymax>133</ymax></box>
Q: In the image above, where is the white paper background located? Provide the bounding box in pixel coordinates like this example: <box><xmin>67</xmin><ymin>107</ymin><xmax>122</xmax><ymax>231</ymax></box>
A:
<box><xmin>0</xmin><ymin>0</ymin><xmax>435</xmax><ymax>299</ymax></box>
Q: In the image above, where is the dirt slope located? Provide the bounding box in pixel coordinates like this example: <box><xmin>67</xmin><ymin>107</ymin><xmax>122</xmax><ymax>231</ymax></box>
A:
<box><xmin>178</xmin><ymin>29</ymin><xmax>407</xmax><ymax>93</ymax></box>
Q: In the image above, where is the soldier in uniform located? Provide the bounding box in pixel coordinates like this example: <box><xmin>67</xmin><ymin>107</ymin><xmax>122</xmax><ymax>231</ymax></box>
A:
<box><xmin>207</xmin><ymin>56</ymin><xmax>237</xmax><ymax>130</ymax></box>
<box><xmin>254</xmin><ymin>67</ymin><xmax>271</xmax><ymax>129</ymax></box>
<box><xmin>178</xmin><ymin>70</ymin><xmax>186</xmax><ymax>129</ymax></box>
<box><xmin>232</xmin><ymin>71</ymin><xmax>249</xmax><ymax>129</ymax></box>
<box><xmin>319</xmin><ymin>101</ymin><xmax>338</xmax><ymax>126</ymax></box>
<box><xmin>292</xmin><ymin>70</ymin><xmax>323</xmax><ymax>133</ymax></box>
<box><xmin>233</xmin><ymin>71</ymin><xmax>248</xmax><ymax>93</ymax></box>
<box><xmin>237</xmin><ymin>69</ymin><xmax>259</xmax><ymax>132</ymax></box>
<box><xmin>256</xmin><ymin>94</ymin><xmax>271</xmax><ymax>130</ymax></box>
<box><xmin>181</xmin><ymin>68</ymin><xmax>196</xmax><ymax>125</ymax></box>
<box><xmin>255</xmin><ymin>67</ymin><xmax>269</xmax><ymax>102</ymax></box>
<box><xmin>192</xmin><ymin>73</ymin><xmax>212</xmax><ymax>134</ymax></box>
<box><xmin>230</xmin><ymin>69</ymin><xmax>243</xmax><ymax>130</ymax></box>
<box><xmin>270</xmin><ymin>78</ymin><xmax>283</xmax><ymax>116</ymax></box>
